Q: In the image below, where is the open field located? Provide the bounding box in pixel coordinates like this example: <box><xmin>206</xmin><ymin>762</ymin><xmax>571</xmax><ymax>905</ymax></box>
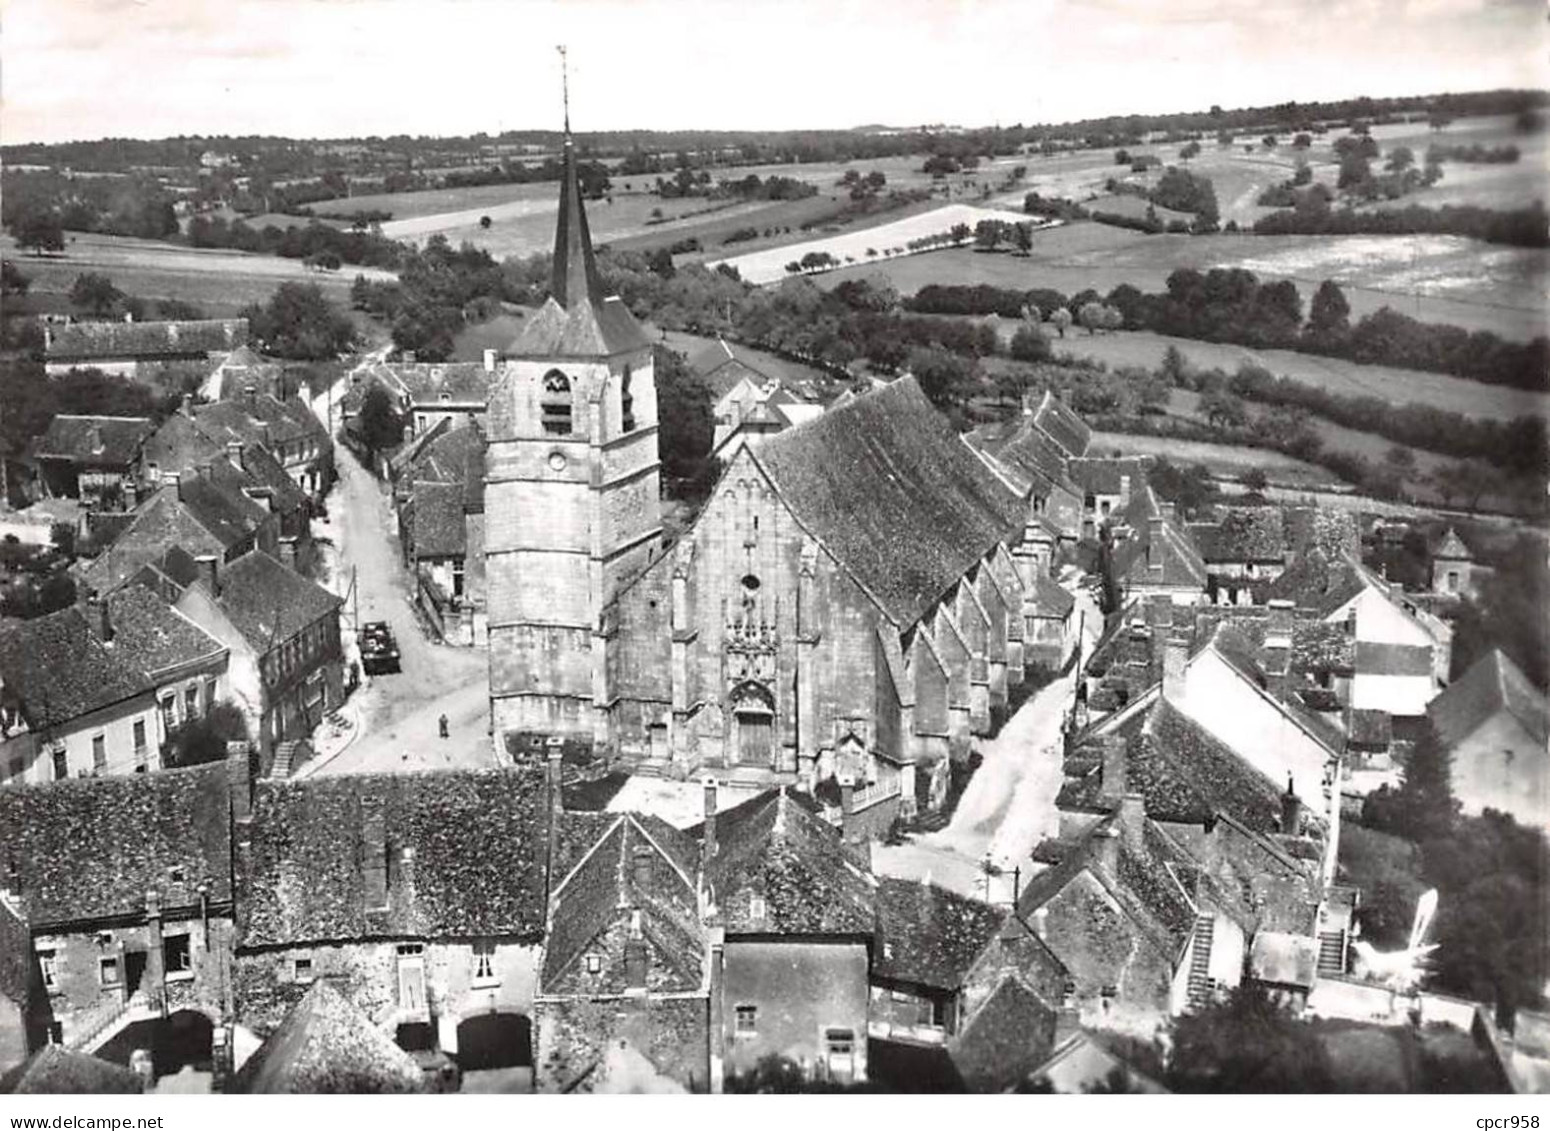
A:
<box><xmin>1</xmin><ymin>232</ymin><xmax>391</xmax><ymax>317</ymax></box>
<box><xmin>710</xmin><ymin>203</ymin><xmax>1051</xmax><ymax>284</ymax></box>
<box><xmin>1037</xmin><ymin>329</ymin><xmax>1550</xmax><ymax>421</ymax></box>
<box><xmin>1087</xmin><ymin>430</ymin><xmax>1340</xmax><ymax>487</ymax></box>
<box><xmin>814</xmin><ymin>225</ymin><xmax>1548</xmax><ymax>341</ymax></box>
<box><xmin>1353</xmin><ymin>114</ymin><xmax>1550</xmax><ymax>211</ymax></box>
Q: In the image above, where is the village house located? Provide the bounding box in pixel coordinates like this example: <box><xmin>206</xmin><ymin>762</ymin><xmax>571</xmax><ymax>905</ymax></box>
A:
<box><xmin>231</xmin><ymin>763</ymin><xmax>550</xmax><ymax>1079</ymax></box>
<box><xmin>1429</xmin><ymin>527</ymin><xmax>1483</xmax><ymax>600</ymax></box>
<box><xmin>76</xmin><ymin>472</ymin><xmax>279</xmax><ymax>597</ymax></box>
<box><xmin>42</xmin><ymin>319</ymin><xmax>249</xmax><ymax>380</ymax></box>
<box><xmin>0</xmin><ymin>756</ymin><xmax>240</xmax><ymax>1063</ymax></box>
<box><xmin>1426</xmin><ymin>648</ymin><xmax>1549</xmax><ymax>827</ymax></box>
<box><xmin>1268</xmin><ymin>546</ymin><xmax>1450</xmax><ymax>717</ymax></box>
<box><xmin>0</xmin><ymin>587</ymin><xmax>228</xmax><ymax>785</ymax></box>
<box><xmin>964</xmin><ymin>392</ymin><xmax>1087</xmax><ymax>545</ymax></box>
<box><xmin>394</xmin><ymin>422</ymin><xmax>487</xmax><ymax>647</ymax></box>
<box><xmin>1188</xmin><ymin>505</ymin><xmax>1297</xmax><ymax>605</ymax></box>
<box><xmin>1067</xmin><ymin>457</ymin><xmax>1146</xmax><ymax>535</ymax></box>
<box><xmin>190</xmin><ymin>387</ymin><xmax>332</xmax><ymax>501</ymax></box>
<box><xmin>32</xmin><ymin>416</ymin><xmax>154</xmax><ymax>511</ymax></box>
<box><xmin>533</xmin><ymin>795</ymin><xmax>708</xmax><ymax>1093</ymax></box>
<box><xmin>688</xmin><ymin>339</ymin><xmax>823</xmax><ymax>461</ymax></box>
<box><xmin>346</xmin><ymin>357</ymin><xmax>499</xmax><ymax>442</ymax></box>
<box><xmin>1106</xmin><ymin>489</ymin><xmax>1210</xmax><ymax>607</ymax></box>
<box><xmin>173</xmin><ymin>549</ymin><xmax>342</xmax><ymax>756</ymax></box>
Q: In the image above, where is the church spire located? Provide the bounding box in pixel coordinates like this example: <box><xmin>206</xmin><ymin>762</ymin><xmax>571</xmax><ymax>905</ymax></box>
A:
<box><xmin>551</xmin><ymin>45</ymin><xmax>601</xmax><ymax>309</ymax></box>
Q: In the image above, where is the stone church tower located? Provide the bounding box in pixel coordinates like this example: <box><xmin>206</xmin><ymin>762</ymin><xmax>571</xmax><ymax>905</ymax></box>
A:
<box><xmin>485</xmin><ymin>116</ymin><xmax>662</xmax><ymax>742</ymax></box>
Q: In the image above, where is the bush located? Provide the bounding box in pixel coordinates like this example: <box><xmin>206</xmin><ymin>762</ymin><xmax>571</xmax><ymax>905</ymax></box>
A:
<box><xmin>163</xmin><ymin>702</ymin><xmax>250</xmax><ymax>769</ymax></box>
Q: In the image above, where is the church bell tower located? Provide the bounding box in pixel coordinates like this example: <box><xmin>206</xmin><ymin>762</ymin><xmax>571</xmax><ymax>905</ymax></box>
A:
<box><xmin>485</xmin><ymin>52</ymin><xmax>662</xmax><ymax>743</ymax></box>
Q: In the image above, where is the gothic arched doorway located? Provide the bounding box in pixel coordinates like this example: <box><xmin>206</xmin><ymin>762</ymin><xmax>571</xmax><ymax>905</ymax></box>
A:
<box><xmin>730</xmin><ymin>681</ymin><xmax>775</xmax><ymax>768</ymax></box>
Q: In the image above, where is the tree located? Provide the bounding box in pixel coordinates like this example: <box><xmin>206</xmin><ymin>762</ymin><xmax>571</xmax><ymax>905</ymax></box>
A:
<box><xmin>1009</xmin><ymin>323</ymin><xmax>1050</xmax><ymax>362</ymax></box>
<box><xmin>1201</xmin><ymin>388</ymin><xmax>1247</xmax><ymax>429</ymax></box>
<box><xmin>1386</xmin><ymin>145</ymin><xmax>1415</xmax><ymax>173</ymax></box>
<box><xmin>69</xmin><ymin>272</ymin><xmax>125</xmax><ymax>317</ymax></box>
<box><xmin>1362</xmin><ymin>718</ymin><xmax>1460</xmax><ymax>843</ymax></box>
<box><xmin>1013</xmin><ymin>222</ymin><xmax>1034</xmax><ymax>255</ymax></box>
<box><xmin>1</xmin><ymin>260</ymin><xmax>30</xmax><ymax>295</ymax></box>
<box><xmin>11</xmin><ymin>209</ymin><xmax>64</xmax><ymax>256</ymax></box>
<box><xmin>653</xmin><ymin>345</ymin><xmax>715</xmax><ymax>498</ymax></box>
<box><xmin>1078</xmin><ymin>301</ymin><xmax>1107</xmax><ymax>335</ymax></box>
<box><xmin>241</xmin><ymin>282</ymin><xmax>356</xmax><ymax>360</ymax></box>
<box><xmin>1384</xmin><ymin>444</ymin><xmax>1417</xmax><ymax>473</ymax></box>
<box><xmin>1168</xmin><ymin>986</ymin><xmax>1332</xmax><ymax>1092</ymax></box>
<box><xmin>1292</xmin><ymin>133</ymin><xmax>1312</xmax><ymax>149</ymax></box>
<box><xmin>1179</xmin><ymin>140</ymin><xmax>1202</xmax><ymax>161</ymax></box>
<box><xmin>479</xmin><ymin>215</ymin><xmax>493</xmax><ymax>229</ymax></box>
<box><xmin>1160</xmin><ymin>344</ymin><xmax>1188</xmax><ymax>385</ymax></box>
<box><xmin>1241</xmin><ymin>466</ymin><xmax>1269</xmax><ymax>493</ymax></box>
<box><xmin>357</xmin><ymin>383</ymin><xmax>405</xmax><ymax>460</ymax></box>
<box><xmin>1306</xmin><ymin>279</ymin><xmax>1351</xmax><ymax>340</ymax></box>
<box><xmin>163</xmin><ymin>702</ymin><xmax>250</xmax><ymax>769</ymax></box>
<box><xmin>1047</xmin><ymin>306</ymin><xmax>1072</xmax><ymax>338</ymax></box>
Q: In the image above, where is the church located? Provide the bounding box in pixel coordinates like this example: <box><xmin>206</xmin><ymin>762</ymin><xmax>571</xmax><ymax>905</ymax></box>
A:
<box><xmin>485</xmin><ymin>112</ymin><xmax>1074</xmax><ymax>820</ymax></box>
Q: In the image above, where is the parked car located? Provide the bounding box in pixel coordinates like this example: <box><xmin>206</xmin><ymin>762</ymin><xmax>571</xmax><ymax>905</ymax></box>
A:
<box><xmin>359</xmin><ymin>620</ymin><xmax>401</xmax><ymax>674</ymax></box>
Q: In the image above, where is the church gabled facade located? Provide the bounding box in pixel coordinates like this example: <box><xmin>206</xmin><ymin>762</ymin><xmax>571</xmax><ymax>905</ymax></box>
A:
<box><xmin>486</xmin><ymin>112</ymin><xmax>1073</xmax><ymax>818</ymax></box>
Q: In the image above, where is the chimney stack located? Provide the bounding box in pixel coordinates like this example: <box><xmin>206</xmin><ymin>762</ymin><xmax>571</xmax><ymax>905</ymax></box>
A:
<box><xmin>123</xmin><ymin>480</ymin><xmax>138</xmax><ymax>511</ymax></box>
<box><xmin>1118</xmin><ymin>792</ymin><xmax>1145</xmax><ymax>854</ymax></box>
<box><xmin>1267</xmin><ymin>598</ymin><xmax>1295</xmax><ymax>644</ymax></box>
<box><xmin>702</xmin><ymin>777</ymin><xmax>719</xmax><ymax>865</ymax></box>
<box><xmin>1147</xmin><ymin>517</ymin><xmax>1165</xmax><ymax>571</ymax></box>
<box><xmin>1281</xmin><ymin>775</ymin><xmax>1303</xmax><ymax>836</ymax></box>
<box><xmin>226</xmin><ymin>440</ymin><xmax>244</xmax><ymax>468</ymax></box>
<box><xmin>1160</xmin><ymin>501</ymin><xmax>1176</xmax><ymax>525</ymax></box>
<box><xmin>180</xmin><ymin>394</ymin><xmax>193</xmax><ymax>417</ymax></box>
<box><xmin>227</xmin><ymin>742</ymin><xmax>253</xmax><ymax>824</ymax></box>
<box><xmin>195</xmin><ymin>554</ymin><xmax>218</xmax><ymax>596</ymax></box>
<box><xmin>1093</xmin><ymin>823</ymin><xmax>1120</xmax><ymax>874</ymax></box>
<box><xmin>1119</xmin><ymin>474</ymin><xmax>1131</xmax><ymax>508</ymax></box>
<box><xmin>1099</xmin><ymin>737</ymin><xmax>1127</xmax><ymax>804</ymax></box>
<box><xmin>1162</xmin><ymin>636</ymin><xmax>1187</xmax><ymax>701</ymax></box>
<box><xmin>482</xmin><ymin>348</ymin><xmax>497</xmax><ymax>373</ymax></box>
<box><xmin>400</xmin><ymin>846</ymin><xmax>416</xmax><ymax>907</ymax></box>
<box><xmin>243</xmin><ymin>385</ymin><xmax>257</xmax><ymax>410</ymax></box>
<box><xmin>278</xmin><ymin>537</ymin><xmax>297</xmax><ymax>571</ymax></box>
<box><xmin>85</xmin><ymin>593</ymin><xmax>112</xmax><ymax>643</ymax></box>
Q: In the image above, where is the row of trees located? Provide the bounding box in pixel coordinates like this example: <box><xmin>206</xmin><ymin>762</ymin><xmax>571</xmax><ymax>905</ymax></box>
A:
<box><xmin>1254</xmin><ymin>198</ymin><xmax>1548</xmax><ymax>248</ymax></box>
<box><xmin>183</xmin><ymin>214</ymin><xmax>405</xmax><ymax>269</ymax></box>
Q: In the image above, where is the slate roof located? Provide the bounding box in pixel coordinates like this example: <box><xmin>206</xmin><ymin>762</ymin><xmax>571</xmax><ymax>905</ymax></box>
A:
<box><xmin>1433</xmin><ymin>527</ymin><xmax>1473</xmax><ymax>561</ymax></box>
<box><xmin>230</xmin><ymin>981</ymin><xmax>423</xmax><ymax>1094</ymax></box>
<box><xmin>0</xmin><ymin>605</ymin><xmax>153</xmax><ymax>729</ymax></box>
<box><xmin>45</xmin><ymin>318</ymin><xmax>247</xmax><ymax>362</ymax></box>
<box><xmin>240</xmin><ymin>765</ymin><xmax>549</xmax><ymax>946</ymax></box>
<box><xmin>0</xmin><ymin>762</ymin><xmax>233</xmax><ymax>926</ymax></box>
<box><xmin>510</xmin><ymin>138</ymin><xmax>649</xmax><ymax>357</ymax></box>
<box><xmin>1265</xmin><ymin>548</ymin><xmax>1368</xmax><ymax>618</ymax></box>
<box><xmin>34</xmin><ymin>415</ymin><xmax>152</xmax><ymax>466</ymax></box>
<box><xmin>1355</xmin><ymin>641</ymin><xmax>1434</xmax><ymax>678</ymax></box>
<box><xmin>1067</xmin><ymin>457</ymin><xmax>1146</xmax><ymax>497</ymax></box>
<box><xmin>691</xmin><ymin>338</ymin><xmax>775</xmax><ymax>397</ymax></box>
<box><xmin>1188</xmin><ymin>507</ymin><xmax>1287</xmax><ymax>564</ymax></box>
<box><xmin>700</xmin><ymin>788</ymin><xmax>875</xmax><ymax>936</ymax></box>
<box><xmin>106</xmin><ymin>583</ymin><xmax>225</xmax><ymax>677</ymax></box>
<box><xmin>1016</xmin><ymin>810</ymin><xmax>1205</xmax><ymax>962</ymax></box>
<box><xmin>1348</xmin><ymin>708</ymin><xmax>1393</xmax><ymax>748</ymax></box>
<box><xmin>411</xmin><ymin>482</ymin><xmax>466</xmax><ymax>558</ymax></box>
<box><xmin>193</xmin><ymin>393</ymin><xmax>324</xmax><ymax>451</ymax></box>
<box><xmin>0</xmin><ymin>1045</ymin><xmax>145</xmax><ymax>1094</ymax></box>
<box><xmin>1031</xmin><ymin>572</ymin><xmax>1075</xmax><ymax>619</ymax></box>
<box><xmin>949</xmin><ymin>975</ymin><xmax>1059</xmax><ymax>1094</ymax></box>
<box><xmin>212</xmin><ymin>550</ymin><xmax>341</xmax><ymax>652</ymax></box>
<box><xmin>873</xmin><ymin>878</ymin><xmax>1007</xmax><ymax>991</ymax></box>
<box><xmin>1111</xmin><ymin>497</ymin><xmax>1208</xmax><ymax>591</ymax></box>
<box><xmin>541</xmin><ymin>813</ymin><xmax>703</xmax><ymax>992</ymax></box>
<box><xmin>176</xmin><ymin>472</ymin><xmax>272</xmax><ymax>548</ymax></box>
<box><xmin>1030</xmin><ymin>390</ymin><xmax>1091</xmax><ymax>457</ymax></box>
<box><xmin>1429</xmin><ymin>648</ymin><xmax>1549</xmax><ymax>749</ymax></box>
<box><xmin>754</xmin><ymin>377</ymin><xmax>1026</xmax><ymax>628</ymax></box>
<box><xmin>382</xmin><ymin>362</ymin><xmax>493</xmax><ymax>405</ymax></box>
<box><xmin>142</xmin><ymin>411</ymin><xmax>224</xmax><ymax>472</ymax></box>
<box><xmin>125</xmin><ymin>544</ymin><xmax>203</xmax><ymax>602</ymax></box>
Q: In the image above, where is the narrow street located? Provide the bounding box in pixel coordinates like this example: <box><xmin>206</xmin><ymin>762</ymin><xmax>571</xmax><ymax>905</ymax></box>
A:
<box><xmin>872</xmin><ymin>586</ymin><xmax>1103</xmax><ymax>905</ymax></box>
<box><xmin>299</xmin><ymin>362</ymin><xmax>496</xmax><ymax>777</ymax></box>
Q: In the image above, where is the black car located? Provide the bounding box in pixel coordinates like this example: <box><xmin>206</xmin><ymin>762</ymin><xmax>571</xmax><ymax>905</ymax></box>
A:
<box><xmin>359</xmin><ymin>620</ymin><xmax>401</xmax><ymax>674</ymax></box>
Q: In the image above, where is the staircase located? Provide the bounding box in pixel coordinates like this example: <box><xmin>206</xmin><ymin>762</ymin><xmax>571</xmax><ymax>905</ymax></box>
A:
<box><xmin>69</xmin><ymin>990</ymin><xmax>155</xmax><ymax>1055</ymax></box>
<box><xmin>1186</xmin><ymin>915</ymin><xmax>1215</xmax><ymax>1010</ymax></box>
<box><xmin>1317</xmin><ymin>930</ymin><xmax>1347</xmax><ymax>977</ymax></box>
<box><xmin>270</xmin><ymin>741</ymin><xmax>300</xmax><ymax>780</ymax></box>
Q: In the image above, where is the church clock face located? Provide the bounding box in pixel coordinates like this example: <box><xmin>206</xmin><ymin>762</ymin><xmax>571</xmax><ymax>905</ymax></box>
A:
<box><xmin>548</xmin><ymin>451</ymin><xmax>568</xmax><ymax>472</ymax></box>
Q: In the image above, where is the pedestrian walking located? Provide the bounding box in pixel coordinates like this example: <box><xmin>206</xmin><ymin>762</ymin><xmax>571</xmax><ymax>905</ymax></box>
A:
<box><xmin>439</xmin><ymin>713</ymin><xmax>449</xmax><ymax>739</ymax></box>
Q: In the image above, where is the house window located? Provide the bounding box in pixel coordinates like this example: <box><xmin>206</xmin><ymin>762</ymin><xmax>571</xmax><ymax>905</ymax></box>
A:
<box><xmin>132</xmin><ymin>720</ymin><xmax>147</xmax><ymax>758</ymax></box>
<box><xmin>1446</xmin><ymin>570</ymin><xmax>1459</xmax><ymax>592</ymax></box>
<box><xmin>585</xmin><ymin>954</ymin><xmax>603</xmax><ymax>975</ymax></box>
<box><xmin>100</xmin><ymin>956</ymin><xmax>120</xmax><ymax>987</ymax></box>
<box><xmin>160</xmin><ymin>695</ymin><xmax>176</xmax><ymax>733</ymax></box>
<box><xmin>293</xmin><ymin>957</ymin><xmax>314</xmax><ymax>983</ymax></box>
<box><xmin>749</xmin><ymin>896</ymin><xmax>767</xmax><ymax>922</ymax></box>
<box><xmin>51</xmin><ymin>746</ymin><xmax>67</xmax><ymax>782</ymax></box>
<box><xmin>735</xmin><ymin>1005</ymin><xmax>757</xmax><ymax>1034</ymax></box>
<box><xmin>38</xmin><ymin>949</ymin><xmax>56</xmax><ymax>990</ymax></box>
<box><xmin>452</xmin><ymin>561</ymin><xmax>465</xmax><ymax>598</ymax></box>
<box><xmin>621</xmin><ymin>366</ymin><xmax>636</xmax><ymax>433</ymax></box>
<box><xmin>92</xmin><ymin>733</ymin><xmax>106</xmax><ymax>772</ymax></box>
<box><xmin>204</xmin><ymin>678</ymin><xmax>218</xmax><ymax>710</ymax></box>
<box><xmin>185</xmin><ymin>684</ymin><xmax>200</xmax><ymax>720</ymax></box>
<box><xmin>164</xmin><ymin>934</ymin><xmax>192</xmax><ymax>975</ymax></box>
<box><xmin>541</xmin><ymin>371</ymin><xmax>573</xmax><ymax>436</ymax></box>
<box><xmin>472</xmin><ymin>940</ymin><xmax>495</xmax><ymax>982</ymax></box>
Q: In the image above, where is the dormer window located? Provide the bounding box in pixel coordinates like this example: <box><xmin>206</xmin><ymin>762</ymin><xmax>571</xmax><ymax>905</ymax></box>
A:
<box><xmin>541</xmin><ymin>371</ymin><xmax>573</xmax><ymax>436</ymax></box>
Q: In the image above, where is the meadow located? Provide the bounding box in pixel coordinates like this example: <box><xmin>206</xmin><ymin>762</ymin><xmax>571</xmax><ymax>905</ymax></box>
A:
<box><xmin>1085</xmin><ymin>430</ymin><xmax>1340</xmax><ymax>487</ymax></box>
<box><xmin>2</xmin><ymin>232</ymin><xmax>389</xmax><ymax>317</ymax></box>
<box><xmin>814</xmin><ymin>227</ymin><xmax>1548</xmax><ymax>341</ymax></box>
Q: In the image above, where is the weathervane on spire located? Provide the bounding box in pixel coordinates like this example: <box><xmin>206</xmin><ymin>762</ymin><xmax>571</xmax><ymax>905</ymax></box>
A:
<box><xmin>557</xmin><ymin>44</ymin><xmax>570</xmax><ymax>133</ymax></box>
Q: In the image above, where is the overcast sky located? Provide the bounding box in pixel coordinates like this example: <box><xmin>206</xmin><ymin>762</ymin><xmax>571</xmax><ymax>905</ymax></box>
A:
<box><xmin>3</xmin><ymin>0</ymin><xmax>1546</xmax><ymax>145</ymax></box>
